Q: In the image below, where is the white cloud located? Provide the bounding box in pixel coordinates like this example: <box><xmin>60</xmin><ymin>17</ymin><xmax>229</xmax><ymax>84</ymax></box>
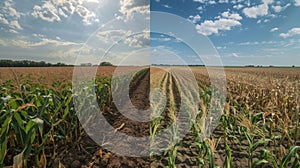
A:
<box><xmin>243</xmin><ymin>4</ymin><xmax>268</xmax><ymax>18</ymax></box>
<box><xmin>272</xmin><ymin>4</ymin><xmax>290</xmax><ymax>13</ymax></box>
<box><xmin>221</xmin><ymin>11</ymin><xmax>242</xmax><ymax>20</ymax></box>
<box><xmin>97</xmin><ymin>29</ymin><xmax>132</xmax><ymax>43</ymax></box>
<box><xmin>119</xmin><ymin>0</ymin><xmax>149</xmax><ymax>20</ymax></box>
<box><xmin>163</xmin><ymin>4</ymin><xmax>172</xmax><ymax>8</ymax></box>
<box><xmin>9</xmin><ymin>29</ymin><xmax>18</xmax><ymax>34</ymax></box>
<box><xmin>31</xmin><ymin>0</ymin><xmax>99</xmax><ymax>25</ymax></box>
<box><xmin>208</xmin><ymin>1</ymin><xmax>217</xmax><ymax>5</ymax></box>
<box><xmin>3</xmin><ymin>1</ymin><xmax>21</xmax><ymax>19</ymax></box>
<box><xmin>232</xmin><ymin>53</ymin><xmax>239</xmax><ymax>58</ymax></box>
<box><xmin>233</xmin><ymin>4</ymin><xmax>244</xmax><ymax>9</ymax></box>
<box><xmin>219</xmin><ymin>0</ymin><xmax>229</xmax><ymax>3</ymax></box>
<box><xmin>0</xmin><ymin>39</ymin><xmax>8</xmax><ymax>46</ymax></box>
<box><xmin>238</xmin><ymin>40</ymin><xmax>281</xmax><ymax>46</ymax></box>
<box><xmin>193</xmin><ymin>0</ymin><xmax>205</xmax><ymax>3</ymax></box>
<box><xmin>197</xmin><ymin>6</ymin><xmax>203</xmax><ymax>11</ymax></box>
<box><xmin>76</xmin><ymin>5</ymin><xmax>98</xmax><ymax>25</ymax></box>
<box><xmin>280</xmin><ymin>28</ymin><xmax>300</xmax><ymax>38</ymax></box>
<box><xmin>58</xmin><ymin>8</ymin><xmax>68</xmax><ymax>18</ymax></box>
<box><xmin>196</xmin><ymin>11</ymin><xmax>242</xmax><ymax>36</ymax></box>
<box><xmin>151</xmin><ymin>37</ymin><xmax>172</xmax><ymax>42</ymax></box>
<box><xmin>8</xmin><ymin>6</ymin><xmax>20</xmax><ymax>19</ymax></box>
<box><xmin>0</xmin><ymin>0</ymin><xmax>23</xmax><ymax>32</ymax></box>
<box><xmin>262</xmin><ymin>0</ymin><xmax>274</xmax><ymax>4</ymax></box>
<box><xmin>242</xmin><ymin>0</ymin><xmax>275</xmax><ymax>18</ymax></box>
<box><xmin>11</xmin><ymin>37</ymin><xmax>79</xmax><ymax>49</ymax></box>
<box><xmin>0</xmin><ymin>14</ymin><xmax>9</xmax><ymax>25</ymax></box>
<box><xmin>10</xmin><ymin>20</ymin><xmax>22</xmax><ymax>30</ymax></box>
<box><xmin>123</xmin><ymin>30</ymin><xmax>149</xmax><ymax>48</ymax></box>
<box><xmin>196</xmin><ymin>18</ymin><xmax>241</xmax><ymax>36</ymax></box>
<box><xmin>270</xmin><ymin>27</ymin><xmax>278</xmax><ymax>32</ymax></box>
<box><xmin>296</xmin><ymin>0</ymin><xmax>300</xmax><ymax>6</ymax></box>
<box><xmin>32</xmin><ymin>3</ymin><xmax>61</xmax><ymax>22</ymax></box>
<box><xmin>189</xmin><ymin>14</ymin><xmax>201</xmax><ymax>23</ymax></box>
<box><xmin>96</xmin><ymin>28</ymin><xmax>149</xmax><ymax>48</ymax></box>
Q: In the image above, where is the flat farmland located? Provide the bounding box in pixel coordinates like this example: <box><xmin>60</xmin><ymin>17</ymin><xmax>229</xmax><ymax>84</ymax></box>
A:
<box><xmin>0</xmin><ymin>66</ymin><xmax>299</xmax><ymax>167</ymax></box>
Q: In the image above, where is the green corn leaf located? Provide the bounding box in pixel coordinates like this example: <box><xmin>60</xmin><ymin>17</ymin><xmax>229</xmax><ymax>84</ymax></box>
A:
<box><xmin>280</xmin><ymin>146</ymin><xmax>300</xmax><ymax>168</ymax></box>
<box><xmin>251</xmin><ymin>139</ymin><xmax>271</xmax><ymax>153</ymax></box>
<box><xmin>25</xmin><ymin>120</ymin><xmax>36</xmax><ymax>134</ymax></box>
<box><xmin>291</xmin><ymin>154</ymin><xmax>299</xmax><ymax>168</ymax></box>
<box><xmin>252</xmin><ymin>159</ymin><xmax>268</xmax><ymax>167</ymax></box>
<box><xmin>13</xmin><ymin>112</ymin><xmax>24</xmax><ymax>130</ymax></box>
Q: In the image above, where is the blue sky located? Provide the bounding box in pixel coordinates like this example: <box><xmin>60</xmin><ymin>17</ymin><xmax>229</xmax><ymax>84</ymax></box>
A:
<box><xmin>0</xmin><ymin>0</ymin><xmax>299</xmax><ymax>66</ymax></box>
<box><xmin>151</xmin><ymin>0</ymin><xmax>300</xmax><ymax>66</ymax></box>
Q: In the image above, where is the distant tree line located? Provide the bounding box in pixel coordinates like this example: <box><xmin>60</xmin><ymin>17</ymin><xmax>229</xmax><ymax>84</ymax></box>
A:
<box><xmin>100</xmin><ymin>62</ymin><xmax>113</xmax><ymax>66</ymax></box>
<box><xmin>0</xmin><ymin>60</ymin><xmax>72</xmax><ymax>67</ymax></box>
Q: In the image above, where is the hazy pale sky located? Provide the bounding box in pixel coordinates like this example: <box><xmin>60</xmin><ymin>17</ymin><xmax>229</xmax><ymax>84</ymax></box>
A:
<box><xmin>0</xmin><ymin>0</ymin><xmax>299</xmax><ymax>66</ymax></box>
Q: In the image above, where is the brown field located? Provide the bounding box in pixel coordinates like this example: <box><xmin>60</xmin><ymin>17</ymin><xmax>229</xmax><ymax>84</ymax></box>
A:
<box><xmin>0</xmin><ymin>66</ymin><xmax>299</xmax><ymax>167</ymax></box>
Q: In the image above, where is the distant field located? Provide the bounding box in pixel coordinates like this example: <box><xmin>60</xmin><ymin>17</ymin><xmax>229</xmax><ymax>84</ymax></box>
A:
<box><xmin>0</xmin><ymin>66</ymin><xmax>299</xmax><ymax>167</ymax></box>
<box><xmin>1</xmin><ymin>66</ymin><xmax>299</xmax><ymax>84</ymax></box>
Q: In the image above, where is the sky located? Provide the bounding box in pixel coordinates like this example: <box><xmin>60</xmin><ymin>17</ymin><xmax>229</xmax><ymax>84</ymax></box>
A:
<box><xmin>0</xmin><ymin>0</ymin><xmax>299</xmax><ymax>66</ymax></box>
<box><xmin>151</xmin><ymin>0</ymin><xmax>300</xmax><ymax>66</ymax></box>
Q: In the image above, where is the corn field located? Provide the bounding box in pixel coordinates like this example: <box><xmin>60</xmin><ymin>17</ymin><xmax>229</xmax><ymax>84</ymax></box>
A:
<box><xmin>0</xmin><ymin>67</ymin><xmax>299</xmax><ymax>167</ymax></box>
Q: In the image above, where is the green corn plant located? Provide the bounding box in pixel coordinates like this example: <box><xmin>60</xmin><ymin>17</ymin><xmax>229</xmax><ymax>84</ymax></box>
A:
<box><xmin>204</xmin><ymin>138</ymin><xmax>215</xmax><ymax>168</ymax></box>
<box><xmin>194</xmin><ymin>140</ymin><xmax>206</xmax><ymax>167</ymax></box>
<box><xmin>280</xmin><ymin>146</ymin><xmax>300</xmax><ymax>168</ymax></box>
<box><xmin>224</xmin><ymin>143</ymin><xmax>232</xmax><ymax>168</ymax></box>
<box><xmin>167</xmin><ymin>145</ymin><xmax>179</xmax><ymax>168</ymax></box>
<box><xmin>254</xmin><ymin>148</ymin><xmax>278</xmax><ymax>168</ymax></box>
<box><xmin>242</xmin><ymin>127</ymin><xmax>271</xmax><ymax>168</ymax></box>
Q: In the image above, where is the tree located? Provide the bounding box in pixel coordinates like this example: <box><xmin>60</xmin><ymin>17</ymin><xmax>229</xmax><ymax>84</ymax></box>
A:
<box><xmin>0</xmin><ymin>60</ymin><xmax>71</xmax><ymax>67</ymax></box>
<box><xmin>100</xmin><ymin>62</ymin><xmax>113</xmax><ymax>66</ymax></box>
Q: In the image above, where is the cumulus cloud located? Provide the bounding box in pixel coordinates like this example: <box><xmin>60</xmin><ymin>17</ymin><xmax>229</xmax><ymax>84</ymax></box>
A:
<box><xmin>242</xmin><ymin>0</ymin><xmax>274</xmax><ymax>18</ymax></box>
<box><xmin>123</xmin><ymin>30</ymin><xmax>149</xmax><ymax>48</ymax></box>
<box><xmin>280</xmin><ymin>28</ymin><xmax>300</xmax><ymax>38</ymax></box>
<box><xmin>196</xmin><ymin>18</ymin><xmax>241</xmax><ymax>36</ymax></box>
<box><xmin>270</xmin><ymin>27</ymin><xmax>278</xmax><ymax>32</ymax></box>
<box><xmin>96</xmin><ymin>28</ymin><xmax>149</xmax><ymax>48</ymax></box>
<box><xmin>97</xmin><ymin>29</ymin><xmax>132</xmax><ymax>43</ymax></box>
<box><xmin>208</xmin><ymin>1</ymin><xmax>217</xmax><ymax>5</ymax></box>
<box><xmin>272</xmin><ymin>4</ymin><xmax>290</xmax><ymax>13</ymax></box>
<box><xmin>10</xmin><ymin>20</ymin><xmax>22</xmax><ymax>30</ymax></box>
<box><xmin>296</xmin><ymin>0</ymin><xmax>300</xmax><ymax>6</ymax></box>
<box><xmin>189</xmin><ymin>14</ymin><xmax>201</xmax><ymax>23</ymax></box>
<box><xmin>0</xmin><ymin>0</ymin><xmax>23</xmax><ymax>32</ymax></box>
<box><xmin>76</xmin><ymin>5</ymin><xmax>98</xmax><ymax>25</ymax></box>
<box><xmin>197</xmin><ymin>6</ymin><xmax>203</xmax><ymax>11</ymax></box>
<box><xmin>243</xmin><ymin>4</ymin><xmax>268</xmax><ymax>18</ymax></box>
<box><xmin>3</xmin><ymin>1</ymin><xmax>21</xmax><ymax>19</ymax></box>
<box><xmin>221</xmin><ymin>11</ymin><xmax>242</xmax><ymax>20</ymax></box>
<box><xmin>219</xmin><ymin>0</ymin><xmax>229</xmax><ymax>3</ymax></box>
<box><xmin>0</xmin><ymin>14</ymin><xmax>9</xmax><ymax>25</ymax></box>
<box><xmin>31</xmin><ymin>0</ymin><xmax>99</xmax><ymax>25</ymax></box>
<box><xmin>196</xmin><ymin>11</ymin><xmax>242</xmax><ymax>36</ymax></box>
<box><xmin>32</xmin><ymin>2</ymin><xmax>61</xmax><ymax>22</ymax></box>
<box><xmin>119</xmin><ymin>0</ymin><xmax>150</xmax><ymax>20</ymax></box>
<box><xmin>233</xmin><ymin>4</ymin><xmax>244</xmax><ymax>9</ymax></box>
<box><xmin>9</xmin><ymin>29</ymin><xmax>18</xmax><ymax>34</ymax></box>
